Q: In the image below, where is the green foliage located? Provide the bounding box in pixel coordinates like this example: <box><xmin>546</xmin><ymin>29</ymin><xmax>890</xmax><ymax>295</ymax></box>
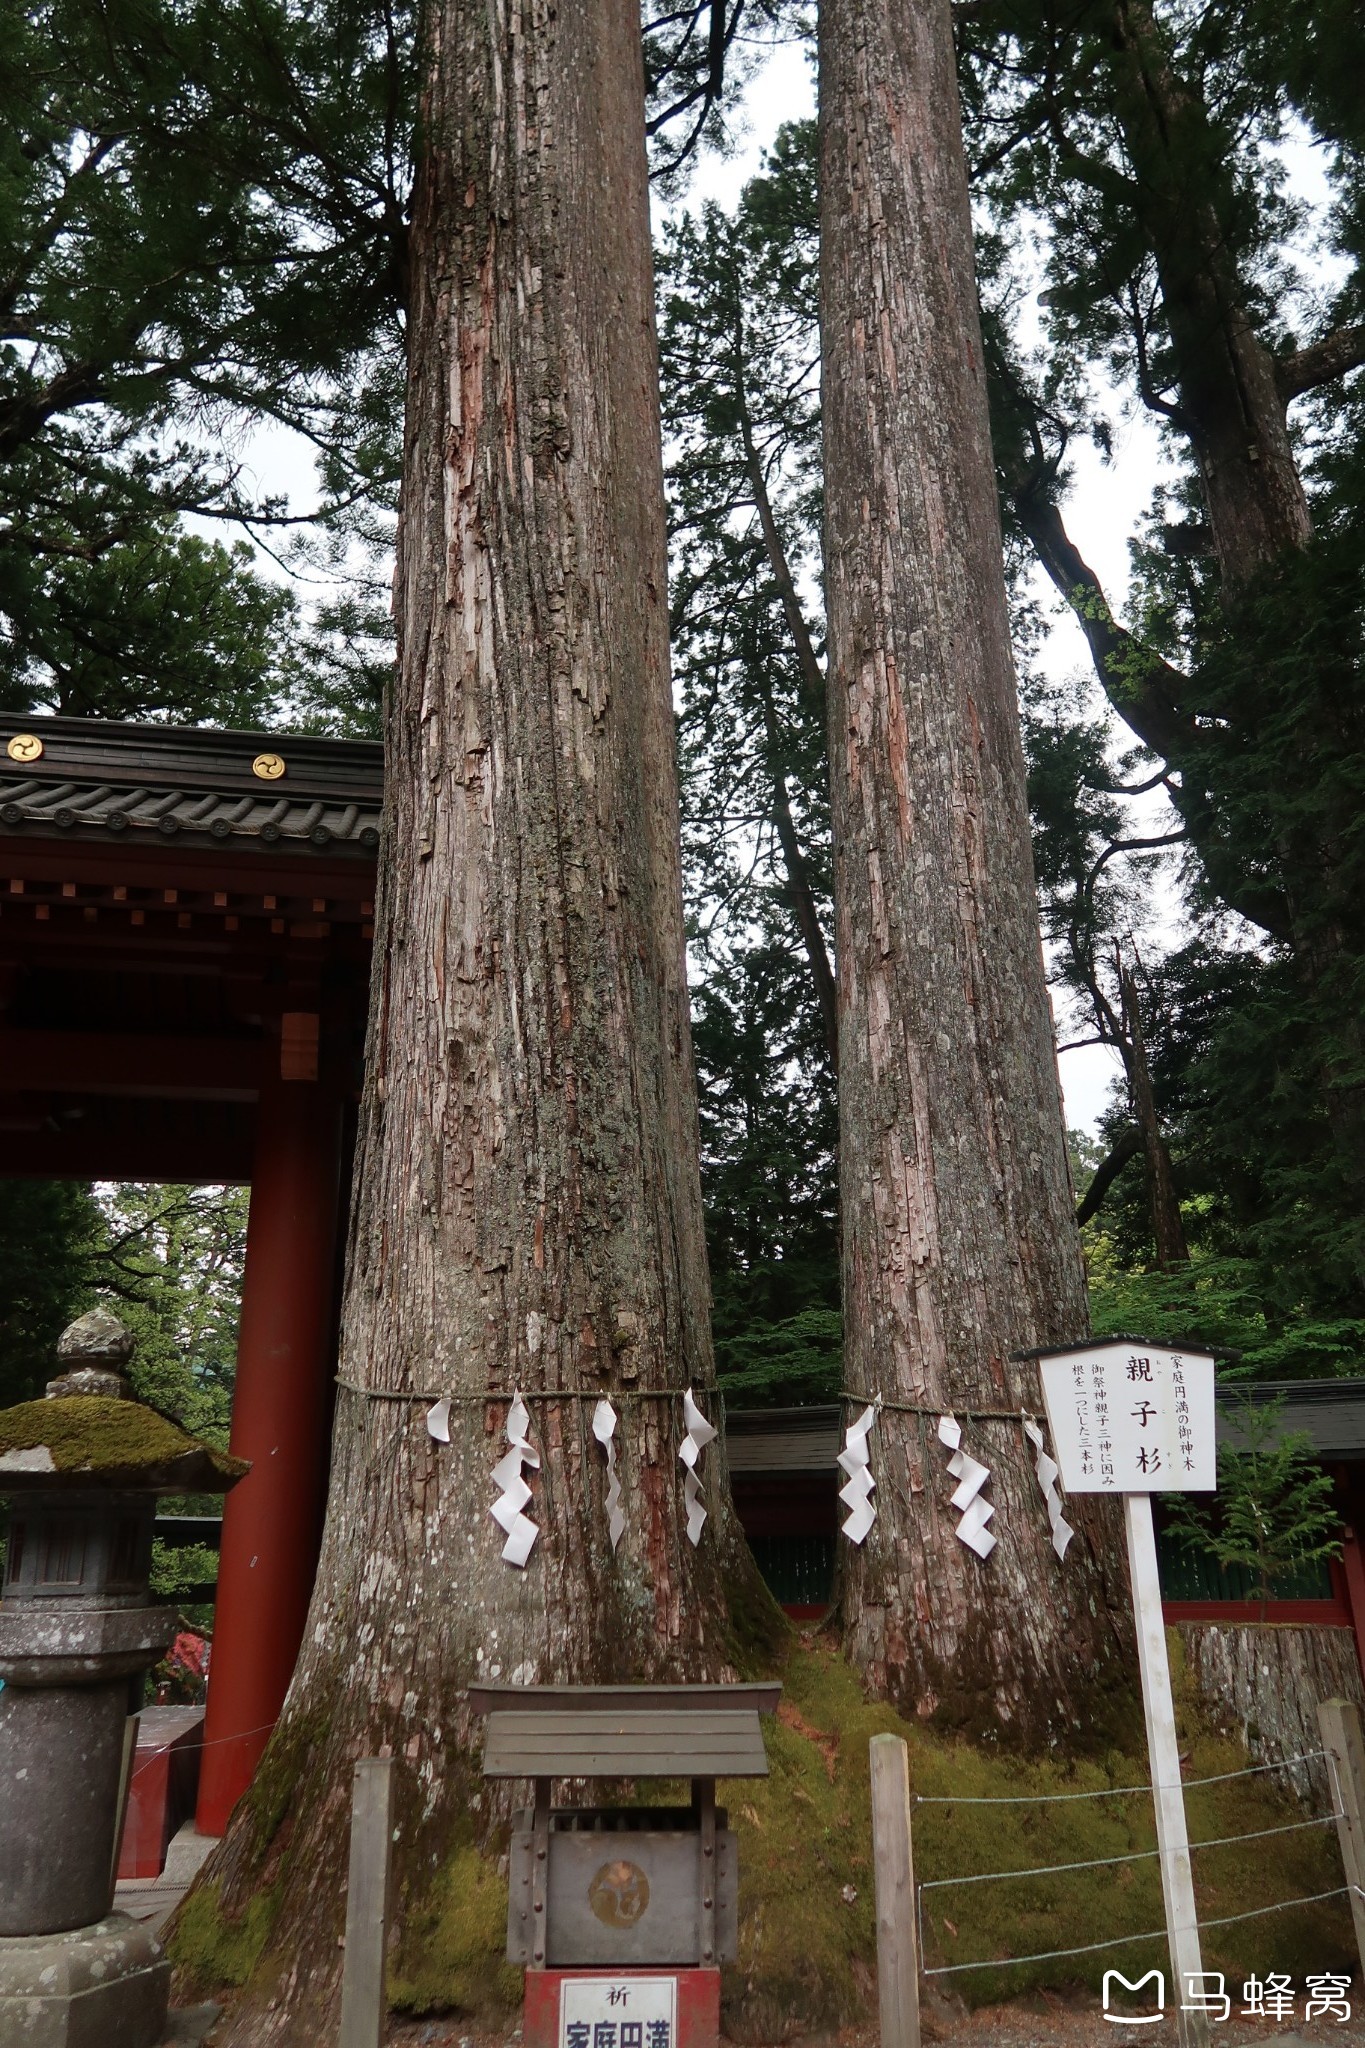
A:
<box><xmin>92</xmin><ymin>1184</ymin><xmax>248</xmax><ymax>1442</ymax></box>
<box><xmin>149</xmin><ymin>1536</ymin><xmax>219</xmax><ymax>1600</ymax></box>
<box><xmin>0</xmin><ymin>0</ymin><xmax>415</xmax><ymax>726</ymax></box>
<box><xmin>0</xmin><ymin>0</ymin><xmax>800</xmax><ymax>729</ymax></box>
<box><xmin>0</xmin><ymin>1181</ymin><xmax>246</xmax><ymax>1450</ymax></box>
<box><xmin>1164</xmin><ymin>1395</ymin><xmax>1344</xmax><ymax>1609</ymax></box>
<box><xmin>1086</xmin><ymin>1233</ymin><xmax>1365</xmax><ymax>1380</ymax></box>
<box><xmin>713</xmin><ymin>1307</ymin><xmax>842</xmax><ymax>1404</ymax></box>
<box><xmin>693</xmin><ymin>939</ymin><xmax>840</xmax><ymax>1405</ymax></box>
<box><xmin>0</xmin><ymin>1180</ymin><xmax>101</xmax><ymax>1407</ymax></box>
<box><xmin>959</xmin><ymin>0</ymin><xmax>1365</xmax><ymax>1322</ymax></box>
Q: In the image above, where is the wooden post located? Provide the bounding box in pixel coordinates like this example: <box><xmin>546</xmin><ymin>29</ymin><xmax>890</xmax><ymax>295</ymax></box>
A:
<box><xmin>530</xmin><ymin>1776</ymin><xmax>551</xmax><ymax>1971</ymax></box>
<box><xmin>869</xmin><ymin>1733</ymin><xmax>920</xmax><ymax>2048</ymax></box>
<box><xmin>1317</xmin><ymin>1697</ymin><xmax>1365</xmax><ymax>1981</ymax></box>
<box><xmin>696</xmin><ymin>1776</ymin><xmax>717</xmax><ymax>1969</ymax></box>
<box><xmin>107</xmin><ymin>1712</ymin><xmax>141</xmax><ymax>1902</ymax></box>
<box><xmin>339</xmin><ymin>1757</ymin><xmax>395</xmax><ymax>2048</ymax></box>
<box><xmin>1125</xmin><ymin>1494</ymin><xmax>1208</xmax><ymax>2048</ymax></box>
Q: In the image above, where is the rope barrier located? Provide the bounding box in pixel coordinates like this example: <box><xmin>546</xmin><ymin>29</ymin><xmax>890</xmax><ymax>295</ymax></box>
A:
<box><xmin>1200</xmin><ymin>1885</ymin><xmax>1351</xmax><ymax>1933</ymax></box>
<box><xmin>130</xmin><ymin>1717</ymin><xmax>280</xmax><ymax>1769</ymax></box>
<box><xmin>913</xmin><ymin>1749</ymin><xmax>1329</xmax><ymax>1805</ymax></box>
<box><xmin>919</xmin><ymin>1809</ymin><xmax>1342</xmax><ymax>1894</ymax></box>
<box><xmin>920</xmin><ymin>1885</ymin><xmax>1351</xmax><ymax>1978</ymax></box>
<box><xmin>921</xmin><ymin>1843</ymin><xmax>1160</xmax><ymax>1891</ymax></box>
<box><xmin>916</xmin><ymin>1740</ymin><xmax>1349</xmax><ymax>1980</ymax></box>
<box><xmin>921</xmin><ymin>1922</ymin><xmax>1168</xmax><ymax>1976</ymax></box>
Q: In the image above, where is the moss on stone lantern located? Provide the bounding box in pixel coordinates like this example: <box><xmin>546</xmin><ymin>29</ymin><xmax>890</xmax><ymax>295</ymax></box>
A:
<box><xmin>0</xmin><ymin>1309</ymin><xmax>247</xmax><ymax>2047</ymax></box>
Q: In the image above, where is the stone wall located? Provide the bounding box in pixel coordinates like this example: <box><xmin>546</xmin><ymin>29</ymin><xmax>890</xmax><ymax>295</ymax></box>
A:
<box><xmin>1177</xmin><ymin>1620</ymin><xmax>1364</xmax><ymax>1808</ymax></box>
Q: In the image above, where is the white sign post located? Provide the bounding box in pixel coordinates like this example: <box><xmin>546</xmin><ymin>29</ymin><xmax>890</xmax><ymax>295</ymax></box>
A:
<box><xmin>1038</xmin><ymin>1339</ymin><xmax>1217</xmax><ymax>2048</ymax></box>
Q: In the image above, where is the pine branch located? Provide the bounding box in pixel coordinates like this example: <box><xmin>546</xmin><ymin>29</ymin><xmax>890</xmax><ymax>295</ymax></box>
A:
<box><xmin>1075</xmin><ymin>1124</ymin><xmax>1142</xmax><ymax>1226</ymax></box>
<box><xmin>1277</xmin><ymin>322</ymin><xmax>1365</xmax><ymax>401</ymax></box>
<box><xmin>1014</xmin><ymin>485</ymin><xmax>1293</xmax><ymax>941</ymax></box>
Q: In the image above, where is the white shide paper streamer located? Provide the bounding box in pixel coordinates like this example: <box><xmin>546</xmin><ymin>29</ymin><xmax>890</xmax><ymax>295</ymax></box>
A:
<box><xmin>838</xmin><ymin>1402</ymin><xmax>879</xmax><ymax>1544</ymax></box>
<box><xmin>593</xmin><ymin>1398</ymin><xmax>626</xmax><ymax>1552</ymax></box>
<box><xmin>1023</xmin><ymin>1412</ymin><xmax>1074</xmax><ymax>1560</ymax></box>
<box><xmin>490</xmin><ymin>1391</ymin><xmax>540</xmax><ymax>1567</ymax></box>
<box><xmin>679</xmin><ymin>1388</ymin><xmax>717</xmax><ymax>1547</ymax></box>
<box><xmin>426</xmin><ymin>1397</ymin><xmax>451</xmax><ymax>1443</ymax></box>
<box><xmin>937</xmin><ymin>1414</ymin><xmax>996</xmax><ymax>1559</ymax></box>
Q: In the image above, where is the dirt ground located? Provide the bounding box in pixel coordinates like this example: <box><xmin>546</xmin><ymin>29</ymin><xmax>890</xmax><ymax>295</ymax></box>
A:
<box><xmin>372</xmin><ymin>1989</ymin><xmax>1365</xmax><ymax>2048</ymax></box>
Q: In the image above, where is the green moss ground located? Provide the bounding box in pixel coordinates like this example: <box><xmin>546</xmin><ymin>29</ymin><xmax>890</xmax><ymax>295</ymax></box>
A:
<box><xmin>171</xmin><ymin>1626</ymin><xmax>1354</xmax><ymax>2032</ymax></box>
<box><xmin>716</xmin><ymin>1631</ymin><xmax>1353</xmax><ymax>2035</ymax></box>
<box><xmin>376</xmin><ymin>1631</ymin><xmax>1352</xmax><ymax>2034</ymax></box>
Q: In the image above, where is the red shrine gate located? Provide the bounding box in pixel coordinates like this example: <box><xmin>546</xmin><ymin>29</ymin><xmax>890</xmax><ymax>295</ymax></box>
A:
<box><xmin>0</xmin><ymin>715</ymin><xmax>382</xmax><ymax>1834</ymax></box>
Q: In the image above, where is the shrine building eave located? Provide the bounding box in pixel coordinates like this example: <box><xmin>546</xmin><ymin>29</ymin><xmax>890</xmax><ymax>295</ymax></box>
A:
<box><xmin>0</xmin><ymin>715</ymin><xmax>382</xmax><ymax>858</ymax></box>
<box><xmin>0</xmin><ymin>716</ymin><xmax>383</xmax><ymax>1184</ymax></box>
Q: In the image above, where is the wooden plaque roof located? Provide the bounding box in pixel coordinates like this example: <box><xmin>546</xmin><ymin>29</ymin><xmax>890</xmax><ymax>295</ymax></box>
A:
<box><xmin>726</xmin><ymin>1405</ymin><xmax>841</xmax><ymax>1473</ymax></box>
<box><xmin>470</xmin><ymin>1682</ymin><xmax>781</xmax><ymax>1780</ymax></box>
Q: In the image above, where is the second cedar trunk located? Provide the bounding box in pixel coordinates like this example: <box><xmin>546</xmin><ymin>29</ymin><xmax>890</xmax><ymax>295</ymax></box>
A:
<box><xmin>819</xmin><ymin>0</ymin><xmax>1129</xmax><ymax>1740</ymax></box>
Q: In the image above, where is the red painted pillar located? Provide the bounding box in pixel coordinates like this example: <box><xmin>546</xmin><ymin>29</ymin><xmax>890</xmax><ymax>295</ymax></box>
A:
<box><xmin>1340</xmin><ymin>1523</ymin><xmax>1365</xmax><ymax>1692</ymax></box>
<box><xmin>196</xmin><ymin>1067</ymin><xmax>343</xmax><ymax>1836</ymax></box>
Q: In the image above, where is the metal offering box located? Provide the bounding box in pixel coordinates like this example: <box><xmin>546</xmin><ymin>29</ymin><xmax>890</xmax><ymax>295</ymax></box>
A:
<box><xmin>471</xmin><ymin>1683</ymin><xmax>780</xmax><ymax>1972</ymax></box>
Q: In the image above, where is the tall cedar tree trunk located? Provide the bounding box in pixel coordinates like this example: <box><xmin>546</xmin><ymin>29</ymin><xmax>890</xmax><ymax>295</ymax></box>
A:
<box><xmin>1104</xmin><ymin>0</ymin><xmax>1311</xmax><ymax>590</ymax></box>
<box><xmin>195</xmin><ymin>0</ymin><xmax>764</xmax><ymax>2034</ymax></box>
<box><xmin>1118</xmin><ymin>958</ymin><xmax>1188</xmax><ymax>1269</ymax></box>
<box><xmin>820</xmin><ymin>0</ymin><xmax>1130</xmax><ymax>1742</ymax></box>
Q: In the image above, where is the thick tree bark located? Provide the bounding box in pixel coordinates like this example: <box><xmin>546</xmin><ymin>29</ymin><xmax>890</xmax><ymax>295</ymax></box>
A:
<box><xmin>190</xmin><ymin>0</ymin><xmax>764</xmax><ymax>2034</ymax></box>
<box><xmin>819</xmin><ymin>0</ymin><xmax>1130</xmax><ymax>1743</ymax></box>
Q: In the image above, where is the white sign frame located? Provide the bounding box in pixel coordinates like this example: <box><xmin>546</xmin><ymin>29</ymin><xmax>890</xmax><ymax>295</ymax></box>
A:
<box><xmin>558</xmin><ymin>1974</ymin><xmax>678</xmax><ymax>2048</ymax></box>
<box><xmin>1039</xmin><ymin>1340</ymin><xmax>1216</xmax><ymax>1494</ymax></box>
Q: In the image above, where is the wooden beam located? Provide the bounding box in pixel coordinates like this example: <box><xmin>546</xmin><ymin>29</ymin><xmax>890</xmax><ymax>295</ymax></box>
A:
<box><xmin>0</xmin><ymin>1136</ymin><xmax>255</xmax><ymax>1182</ymax></box>
<box><xmin>0</xmin><ymin>837</ymin><xmax>376</xmax><ymax>904</ymax></box>
<box><xmin>0</xmin><ymin>1028</ymin><xmax>262</xmax><ymax>1098</ymax></box>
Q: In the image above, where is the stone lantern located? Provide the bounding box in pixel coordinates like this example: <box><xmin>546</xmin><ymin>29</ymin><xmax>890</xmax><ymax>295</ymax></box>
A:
<box><xmin>0</xmin><ymin>1309</ymin><xmax>247</xmax><ymax>2047</ymax></box>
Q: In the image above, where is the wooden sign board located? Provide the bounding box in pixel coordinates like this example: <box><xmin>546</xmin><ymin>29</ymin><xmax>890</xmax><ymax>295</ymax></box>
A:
<box><xmin>1039</xmin><ymin>1340</ymin><xmax>1216</xmax><ymax>1493</ymax></box>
